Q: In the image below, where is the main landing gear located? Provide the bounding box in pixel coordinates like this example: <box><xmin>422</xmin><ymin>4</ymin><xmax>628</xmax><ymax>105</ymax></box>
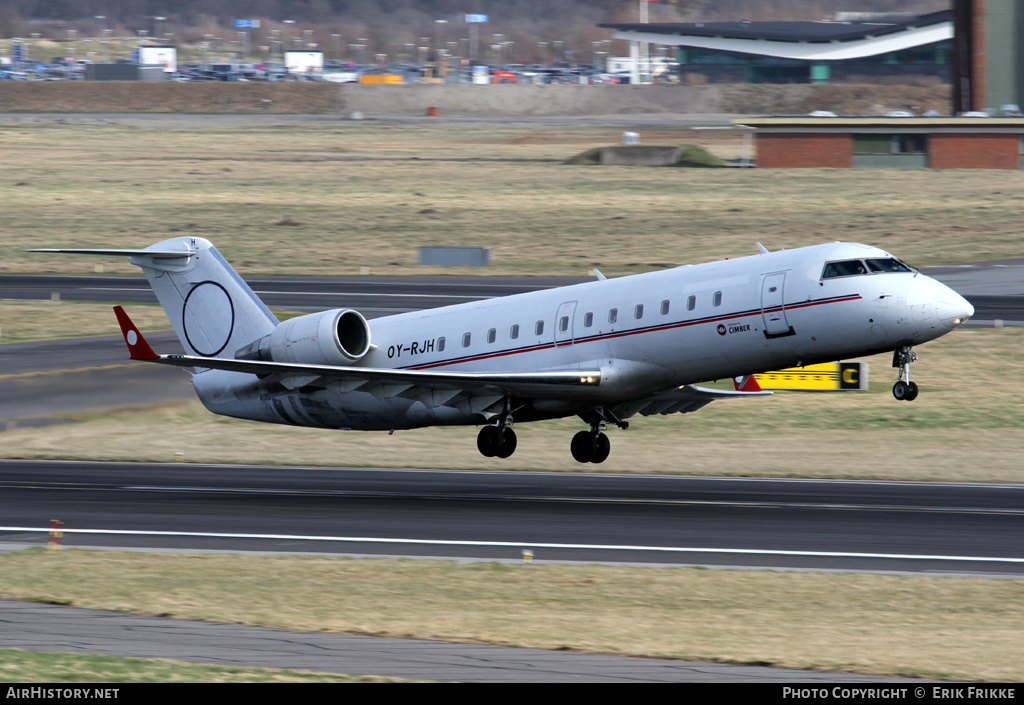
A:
<box><xmin>474</xmin><ymin>404</ymin><xmax>628</xmax><ymax>464</ymax></box>
<box><xmin>477</xmin><ymin>400</ymin><xmax>517</xmax><ymax>459</ymax></box>
<box><xmin>477</xmin><ymin>422</ymin><xmax>517</xmax><ymax>458</ymax></box>
<box><xmin>892</xmin><ymin>346</ymin><xmax>920</xmax><ymax>401</ymax></box>
<box><xmin>571</xmin><ymin>410</ymin><xmax>628</xmax><ymax>464</ymax></box>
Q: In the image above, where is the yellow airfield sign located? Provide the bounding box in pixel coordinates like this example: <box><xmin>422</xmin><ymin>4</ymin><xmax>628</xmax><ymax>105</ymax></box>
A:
<box><xmin>754</xmin><ymin>362</ymin><xmax>868</xmax><ymax>391</ymax></box>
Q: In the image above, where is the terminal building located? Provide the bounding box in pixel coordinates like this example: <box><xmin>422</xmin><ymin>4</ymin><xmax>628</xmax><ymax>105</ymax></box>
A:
<box><xmin>600</xmin><ymin>0</ymin><xmax>1024</xmax><ymax>114</ymax></box>
<box><xmin>600</xmin><ymin>11</ymin><xmax>952</xmax><ymax>87</ymax></box>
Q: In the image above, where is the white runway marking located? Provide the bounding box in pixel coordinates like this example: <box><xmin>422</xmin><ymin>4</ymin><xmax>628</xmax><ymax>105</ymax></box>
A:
<box><xmin>3</xmin><ymin>526</ymin><xmax>1022</xmax><ymax>564</ymax></box>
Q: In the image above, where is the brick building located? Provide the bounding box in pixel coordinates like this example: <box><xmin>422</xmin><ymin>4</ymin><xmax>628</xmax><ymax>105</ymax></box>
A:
<box><xmin>736</xmin><ymin>116</ymin><xmax>1024</xmax><ymax>169</ymax></box>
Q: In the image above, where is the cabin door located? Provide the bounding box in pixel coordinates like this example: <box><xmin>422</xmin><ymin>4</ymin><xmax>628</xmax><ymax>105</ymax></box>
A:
<box><xmin>554</xmin><ymin>301</ymin><xmax>577</xmax><ymax>347</ymax></box>
<box><xmin>761</xmin><ymin>273</ymin><xmax>793</xmax><ymax>338</ymax></box>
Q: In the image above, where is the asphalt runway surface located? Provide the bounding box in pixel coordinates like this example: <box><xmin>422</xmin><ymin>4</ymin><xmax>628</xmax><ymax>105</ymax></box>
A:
<box><xmin>2</xmin><ymin>461</ymin><xmax>1022</xmax><ymax>575</ymax></box>
<box><xmin>1</xmin><ymin>262</ymin><xmax>1022</xmax><ymax>681</ymax></box>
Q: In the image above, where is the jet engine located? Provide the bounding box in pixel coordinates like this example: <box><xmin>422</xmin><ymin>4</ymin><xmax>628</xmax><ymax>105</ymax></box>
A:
<box><xmin>235</xmin><ymin>309</ymin><xmax>371</xmax><ymax>366</ymax></box>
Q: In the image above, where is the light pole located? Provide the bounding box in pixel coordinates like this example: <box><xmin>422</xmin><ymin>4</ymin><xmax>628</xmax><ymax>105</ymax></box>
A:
<box><xmin>283</xmin><ymin>19</ymin><xmax>295</xmax><ymax>55</ymax></box>
<box><xmin>434</xmin><ymin>19</ymin><xmax>447</xmax><ymax>64</ymax></box>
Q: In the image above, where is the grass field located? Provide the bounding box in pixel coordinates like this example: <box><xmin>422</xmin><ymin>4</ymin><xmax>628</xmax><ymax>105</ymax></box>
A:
<box><xmin>0</xmin><ymin>647</ymin><xmax>408</xmax><ymax>683</ymax></box>
<box><xmin>1</xmin><ymin>549</ymin><xmax>1021</xmax><ymax>682</ymax></box>
<box><xmin>5</xmin><ymin>116</ymin><xmax>1024</xmax><ymax>279</ymax></box>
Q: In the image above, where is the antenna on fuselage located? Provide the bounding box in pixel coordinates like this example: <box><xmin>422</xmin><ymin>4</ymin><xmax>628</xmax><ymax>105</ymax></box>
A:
<box><xmin>592</xmin><ymin>268</ymin><xmax>607</xmax><ymax>281</ymax></box>
<box><xmin>755</xmin><ymin>242</ymin><xmax>769</xmax><ymax>254</ymax></box>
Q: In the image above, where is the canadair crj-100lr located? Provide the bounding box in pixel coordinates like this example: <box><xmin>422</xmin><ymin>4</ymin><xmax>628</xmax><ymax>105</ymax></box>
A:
<box><xmin>35</xmin><ymin>238</ymin><xmax>973</xmax><ymax>463</ymax></box>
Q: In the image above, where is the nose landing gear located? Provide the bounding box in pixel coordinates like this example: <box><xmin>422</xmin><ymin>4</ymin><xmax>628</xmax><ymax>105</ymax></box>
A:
<box><xmin>892</xmin><ymin>346</ymin><xmax>920</xmax><ymax>401</ymax></box>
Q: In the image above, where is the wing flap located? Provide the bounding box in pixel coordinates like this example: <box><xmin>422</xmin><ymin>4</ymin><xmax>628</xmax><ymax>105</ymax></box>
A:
<box><xmin>612</xmin><ymin>384</ymin><xmax>771</xmax><ymax>420</ymax></box>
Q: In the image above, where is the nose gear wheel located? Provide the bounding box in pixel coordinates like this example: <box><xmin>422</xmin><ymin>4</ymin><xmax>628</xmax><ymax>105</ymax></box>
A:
<box><xmin>892</xmin><ymin>346</ymin><xmax>920</xmax><ymax>401</ymax></box>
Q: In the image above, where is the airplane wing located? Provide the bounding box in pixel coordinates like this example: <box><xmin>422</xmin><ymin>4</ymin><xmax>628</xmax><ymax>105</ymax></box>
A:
<box><xmin>609</xmin><ymin>383</ymin><xmax>772</xmax><ymax>420</ymax></box>
<box><xmin>113</xmin><ymin>307</ymin><xmax>601</xmax><ymax>416</ymax></box>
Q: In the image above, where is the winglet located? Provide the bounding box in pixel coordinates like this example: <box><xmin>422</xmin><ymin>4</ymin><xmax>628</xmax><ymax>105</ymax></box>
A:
<box><xmin>113</xmin><ymin>306</ymin><xmax>159</xmax><ymax>360</ymax></box>
<box><xmin>733</xmin><ymin>374</ymin><xmax>764</xmax><ymax>392</ymax></box>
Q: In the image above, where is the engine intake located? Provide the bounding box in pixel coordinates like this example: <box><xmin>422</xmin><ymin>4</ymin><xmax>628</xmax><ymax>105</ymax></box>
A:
<box><xmin>235</xmin><ymin>309</ymin><xmax>371</xmax><ymax>366</ymax></box>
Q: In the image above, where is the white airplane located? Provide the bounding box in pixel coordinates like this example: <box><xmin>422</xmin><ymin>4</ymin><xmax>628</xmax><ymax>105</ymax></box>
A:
<box><xmin>35</xmin><ymin>237</ymin><xmax>973</xmax><ymax>463</ymax></box>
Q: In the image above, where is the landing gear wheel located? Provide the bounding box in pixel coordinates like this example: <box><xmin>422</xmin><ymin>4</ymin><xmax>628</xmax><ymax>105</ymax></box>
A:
<box><xmin>892</xmin><ymin>346</ymin><xmax>920</xmax><ymax>402</ymax></box>
<box><xmin>571</xmin><ymin>431</ymin><xmax>592</xmax><ymax>463</ymax></box>
<box><xmin>590</xmin><ymin>433</ymin><xmax>610</xmax><ymax>464</ymax></box>
<box><xmin>495</xmin><ymin>428</ymin><xmax>517</xmax><ymax>458</ymax></box>
<box><xmin>570</xmin><ymin>430</ymin><xmax>611</xmax><ymax>464</ymax></box>
<box><xmin>477</xmin><ymin>425</ymin><xmax>517</xmax><ymax>459</ymax></box>
<box><xmin>477</xmin><ymin>426</ymin><xmax>499</xmax><ymax>457</ymax></box>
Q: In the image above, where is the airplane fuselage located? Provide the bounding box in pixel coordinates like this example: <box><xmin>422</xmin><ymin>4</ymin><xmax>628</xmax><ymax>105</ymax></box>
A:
<box><xmin>191</xmin><ymin>241</ymin><xmax>971</xmax><ymax>432</ymax></box>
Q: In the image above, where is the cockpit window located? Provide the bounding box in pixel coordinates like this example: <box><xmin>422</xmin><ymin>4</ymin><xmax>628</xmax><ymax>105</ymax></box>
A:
<box><xmin>822</xmin><ymin>257</ymin><xmax>914</xmax><ymax>280</ymax></box>
<box><xmin>822</xmin><ymin>260</ymin><xmax>868</xmax><ymax>279</ymax></box>
<box><xmin>865</xmin><ymin>257</ymin><xmax>913</xmax><ymax>274</ymax></box>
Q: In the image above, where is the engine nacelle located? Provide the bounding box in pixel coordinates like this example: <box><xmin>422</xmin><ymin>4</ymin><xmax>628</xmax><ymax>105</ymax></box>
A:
<box><xmin>236</xmin><ymin>309</ymin><xmax>371</xmax><ymax>366</ymax></box>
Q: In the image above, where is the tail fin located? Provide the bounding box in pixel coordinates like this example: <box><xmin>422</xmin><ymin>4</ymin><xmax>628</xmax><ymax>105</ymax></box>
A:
<box><xmin>733</xmin><ymin>374</ymin><xmax>764</xmax><ymax>392</ymax></box>
<box><xmin>34</xmin><ymin>237</ymin><xmax>278</xmax><ymax>359</ymax></box>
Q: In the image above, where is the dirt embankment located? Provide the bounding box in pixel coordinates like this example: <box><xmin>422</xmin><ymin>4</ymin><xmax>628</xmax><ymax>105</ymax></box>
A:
<box><xmin>0</xmin><ymin>81</ymin><xmax>951</xmax><ymax>117</ymax></box>
<box><xmin>0</xmin><ymin>81</ymin><xmax>343</xmax><ymax>114</ymax></box>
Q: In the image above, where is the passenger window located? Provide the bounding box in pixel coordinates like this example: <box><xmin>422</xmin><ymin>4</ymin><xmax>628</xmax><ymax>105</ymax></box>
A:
<box><xmin>559</xmin><ymin>316</ymin><xmax>569</xmax><ymax>332</ymax></box>
<box><xmin>510</xmin><ymin>324</ymin><xmax>519</xmax><ymax>340</ymax></box>
<box><xmin>609</xmin><ymin>308</ymin><xmax>618</xmax><ymax>324</ymax></box>
<box><xmin>634</xmin><ymin>304</ymin><xmax>644</xmax><ymax>319</ymax></box>
<box><xmin>661</xmin><ymin>300</ymin><xmax>670</xmax><ymax>315</ymax></box>
<box><xmin>713</xmin><ymin>291</ymin><xmax>722</xmax><ymax>307</ymax></box>
<box><xmin>438</xmin><ymin>336</ymin><xmax>445</xmax><ymax>352</ymax></box>
<box><xmin>462</xmin><ymin>333</ymin><xmax>471</xmax><ymax>348</ymax></box>
<box><xmin>535</xmin><ymin>320</ymin><xmax>544</xmax><ymax>336</ymax></box>
<box><xmin>487</xmin><ymin>328</ymin><xmax>496</xmax><ymax>344</ymax></box>
<box><xmin>686</xmin><ymin>296</ymin><xmax>696</xmax><ymax>311</ymax></box>
<box><xmin>583</xmin><ymin>312</ymin><xmax>593</xmax><ymax>328</ymax></box>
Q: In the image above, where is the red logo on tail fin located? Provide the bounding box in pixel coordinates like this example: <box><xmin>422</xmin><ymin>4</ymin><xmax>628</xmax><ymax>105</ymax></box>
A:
<box><xmin>733</xmin><ymin>375</ymin><xmax>763</xmax><ymax>392</ymax></box>
<box><xmin>113</xmin><ymin>306</ymin><xmax>159</xmax><ymax>360</ymax></box>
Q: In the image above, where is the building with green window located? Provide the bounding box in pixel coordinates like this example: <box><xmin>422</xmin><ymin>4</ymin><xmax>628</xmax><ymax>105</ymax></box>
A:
<box><xmin>736</xmin><ymin>116</ymin><xmax>1024</xmax><ymax>169</ymax></box>
<box><xmin>600</xmin><ymin>11</ymin><xmax>952</xmax><ymax>85</ymax></box>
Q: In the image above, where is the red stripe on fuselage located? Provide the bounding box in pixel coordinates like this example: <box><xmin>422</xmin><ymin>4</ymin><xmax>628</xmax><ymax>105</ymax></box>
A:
<box><xmin>405</xmin><ymin>294</ymin><xmax>862</xmax><ymax>371</ymax></box>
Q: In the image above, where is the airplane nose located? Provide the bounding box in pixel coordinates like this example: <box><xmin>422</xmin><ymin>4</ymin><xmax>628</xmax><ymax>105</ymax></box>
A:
<box><xmin>907</xmin><ymin>276</ymin><xmax>974</xmax><ymax>329</ymax></box>
<box><xmin>941</xmin><ymin>291</ymin><xmax>974</xmax><ymax>328</ymax></box>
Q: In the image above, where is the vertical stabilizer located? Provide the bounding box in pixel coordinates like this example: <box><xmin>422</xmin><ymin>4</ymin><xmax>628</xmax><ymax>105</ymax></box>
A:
<box><xmin>128</xmin><ymin>237</ymin><xmax>279</xmax><ymax>358</ymax></box>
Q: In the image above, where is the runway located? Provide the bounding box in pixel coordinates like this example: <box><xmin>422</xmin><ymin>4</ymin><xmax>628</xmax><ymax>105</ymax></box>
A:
<box><xmin>2</xmin><ymin>460</ymin><xmax>1022</xmax><ymax>576</ymax></box>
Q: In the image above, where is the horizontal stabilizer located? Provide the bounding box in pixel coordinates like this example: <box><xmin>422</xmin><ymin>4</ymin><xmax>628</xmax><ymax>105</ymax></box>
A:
<box><xmin>29</xmin><ymin>248</ymin><xmax>194</xmax><ymax>259</ymax></box>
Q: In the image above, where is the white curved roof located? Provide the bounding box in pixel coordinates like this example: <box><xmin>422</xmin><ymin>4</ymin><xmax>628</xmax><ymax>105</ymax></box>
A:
<box><xmin>602</xmin><ymin>13</ymin><xmax>952</xmax><ymax>62</ymax></box>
